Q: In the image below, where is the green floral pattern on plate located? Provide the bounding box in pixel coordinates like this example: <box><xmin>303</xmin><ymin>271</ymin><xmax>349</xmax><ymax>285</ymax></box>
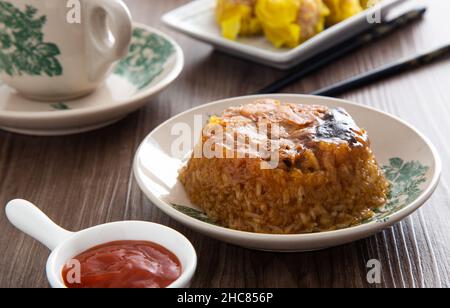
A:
<box><xmin>114</xmin><ymin>28</ymin><xmax>175</xmax><ymax>90</ymax></box>
<box><xmin>0</xmin><ymin>1</ymin><xmax>63</xmax><ymax>77</ymax></box>
<box><xmin>373</xmin><ymin>157</ymin><xmax>429</xmax><ymax>223</ymax></box>
<box><xmin>172</xmin><ymin>205</ymin><xmax>219</xmax><ymax>225</ymax></box>
<box><xmin>171</xmin><ymin>158</ymin><xmax>430</xmax><ymax>229</ymax></box>
<box><xmin>50</xmin><ymin>103</ymin><xmax>70</xmax><ymax>111</ymax></box>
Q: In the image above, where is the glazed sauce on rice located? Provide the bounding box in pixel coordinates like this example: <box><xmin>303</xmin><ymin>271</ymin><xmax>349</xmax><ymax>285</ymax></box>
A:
<box><xmin>213</xmin><ymin>99</ymin><xmax>368</xmax><ymax>168</ymax></box>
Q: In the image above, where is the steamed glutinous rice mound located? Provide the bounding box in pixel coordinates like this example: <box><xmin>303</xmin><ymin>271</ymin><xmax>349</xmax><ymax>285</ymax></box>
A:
<box><xmin>179</xmin><ymin>99</ymin><xmax>389</xmax><ymax>234</ymax></box>
<box><xmin>216</xmin><ymin>0</ymin><xmax>262</xmax><ymax>40</ymax></box>
<box><xmin>255</xmin><ymin>0</ymin><xmax>330</xmax><ymax>48</ymax></box>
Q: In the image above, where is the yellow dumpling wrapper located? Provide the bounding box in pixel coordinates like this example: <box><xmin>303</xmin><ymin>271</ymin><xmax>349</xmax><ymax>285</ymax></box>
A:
<box><xmin>360</xmin><ymin>0</ymin><xmax>381</xmax><ymax>8</ymax></box>
<box><xmin>256</xmin><ymin>0</ymin><xmax>329</xmax><ymax>48</ymax></box>
<box><xmin>216</xmin><ymin>0</ymin><xmax>262</xmax><ymax>40</ymax></box>
<box><xmin>255</xmin><ymin>0</ymin><xmax>301</xmax><ymax>48</ymax></box>
<box><xmin>323</xmin><ymin>0</ymin><xmax>363</xmax><ymax>25</ymax></box>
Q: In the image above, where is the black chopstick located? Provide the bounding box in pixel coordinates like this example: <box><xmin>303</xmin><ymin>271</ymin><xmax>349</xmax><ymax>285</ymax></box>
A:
<box><xmin>256</xmin><ymin>7</ymin><xmax>427</xmax><ymax>94</ymax></box>
<box><xmin>311</xmin><ymin>44</ymin><xmax>450</xmax><ymax>97</ymax></box>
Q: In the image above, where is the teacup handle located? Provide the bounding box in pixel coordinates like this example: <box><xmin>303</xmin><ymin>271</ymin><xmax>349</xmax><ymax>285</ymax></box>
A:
<box><xmin>85</xmin><ymin>0</ymin><xmax>132</xmax><ymax>81</ymax></box>
<box><xmin>5</xmin><ymin>199</ymin><xmax>74</xmax><ymax>251</ymax></box>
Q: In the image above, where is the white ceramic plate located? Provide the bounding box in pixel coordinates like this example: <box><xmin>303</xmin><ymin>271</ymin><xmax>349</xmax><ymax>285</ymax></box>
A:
<box><xmin>162</xmin><ymin>0</ymin><xmax>407</xmax><ymax>69</ymax></box>
<box><xmin>0</xmin><ymin>23</ymin><xmax>184</xmax><ymax>136</ymax></box>
<box><xmin>134</xmin><ymin>94</ymin><xmax>441</xmax><ymax>252</ymax></box>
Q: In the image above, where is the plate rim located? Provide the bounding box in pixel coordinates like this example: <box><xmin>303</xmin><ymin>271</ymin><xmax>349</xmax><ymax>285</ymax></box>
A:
<box><xmin>0</xmin><ymin>23</ymin><xmax>184</xmax><ymax>121</ymax></box>
<box><xmin>134</xmin><ymin>94</ymin><xmax>442</xmax><ymax>244</ymax></box>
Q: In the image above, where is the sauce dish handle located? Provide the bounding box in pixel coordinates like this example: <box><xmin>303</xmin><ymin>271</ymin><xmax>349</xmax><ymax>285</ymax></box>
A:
<box><xmin>5</xmin><ymin>199</ymin><xmax>74</xmax><ymax>251</ymax></box>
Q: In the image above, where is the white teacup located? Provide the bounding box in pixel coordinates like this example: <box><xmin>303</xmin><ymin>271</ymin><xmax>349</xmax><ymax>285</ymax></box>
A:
<box><xmin>0</xmin><ymin>0</ymin><xmax>132</xmax><ymax>101</ymax></box>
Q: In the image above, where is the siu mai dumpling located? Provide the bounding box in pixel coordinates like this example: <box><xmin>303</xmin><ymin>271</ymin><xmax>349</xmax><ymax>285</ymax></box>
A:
<box><xmin>216</xmin><ymin>0</ymin><xmax>262</xmax><ymax>40</ymax></box>
<box><xmin>255</xmin><ymin>0</ymin><xmax>329</xmax><ymax>48</ymax></box>
<box><xmin>323</xmin><ymin>0</ymin><xmax>362</xmax><ymax>26</ymax></box>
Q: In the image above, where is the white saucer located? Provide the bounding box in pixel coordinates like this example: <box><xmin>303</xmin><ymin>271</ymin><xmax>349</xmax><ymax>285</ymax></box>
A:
<box><xmin>0</xmin><ymin>23</ymin><xmax>184</xmax><ymax>136</ymax></box>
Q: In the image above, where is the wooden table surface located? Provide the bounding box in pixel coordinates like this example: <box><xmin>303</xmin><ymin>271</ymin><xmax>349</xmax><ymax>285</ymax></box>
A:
<box><xmin>0</xmin><ymin>0</ymin><xmax>449</xmax><ymax>288</ymax></box>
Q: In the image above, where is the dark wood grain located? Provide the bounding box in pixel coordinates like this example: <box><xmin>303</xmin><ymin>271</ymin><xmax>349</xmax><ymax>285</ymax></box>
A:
<box><xmin>0</xmin><ymin>0</ymin><xmax>449</xmax><ymax>288</ymax></box>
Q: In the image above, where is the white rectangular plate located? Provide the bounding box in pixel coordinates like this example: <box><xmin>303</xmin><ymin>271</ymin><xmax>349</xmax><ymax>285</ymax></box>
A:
<box><xmin>162</xmin><ymin>0</ymin><xmax>407</xmax><ymax>69</ymax></box>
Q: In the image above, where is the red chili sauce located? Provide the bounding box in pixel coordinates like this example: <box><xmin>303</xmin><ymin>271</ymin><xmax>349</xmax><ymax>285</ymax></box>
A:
<box><xmin>62</xmin><ymin>240</ymin><xmax>182</xmax><ymax>288</ymax></box>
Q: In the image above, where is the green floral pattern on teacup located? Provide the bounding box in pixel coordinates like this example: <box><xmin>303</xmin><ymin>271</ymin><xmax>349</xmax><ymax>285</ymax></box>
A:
<box><xmin>0</xmin><ymin>1</ymin><xmax>63</xmax><ymax>77</ymax></box>
<box><xmin>171</xmin><ymin>158</ymin><xmax>430</xmax><ymax>230</ymax></box>
<box><xmin>114</xmin><ymin>28</ymin><xmax>175</xmax><ymax>90</ymax></box>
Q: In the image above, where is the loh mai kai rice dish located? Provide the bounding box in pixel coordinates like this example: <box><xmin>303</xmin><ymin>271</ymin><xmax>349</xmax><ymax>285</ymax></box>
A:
<box><xmin>179</xmin><ymin>99</ymin><xmax>389</xmax><ymax>234</ymax></box>
<box><xmin>216</xmin><ymin>0</ymin><xmax>380</xmax><ymax>48</ymax></box>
